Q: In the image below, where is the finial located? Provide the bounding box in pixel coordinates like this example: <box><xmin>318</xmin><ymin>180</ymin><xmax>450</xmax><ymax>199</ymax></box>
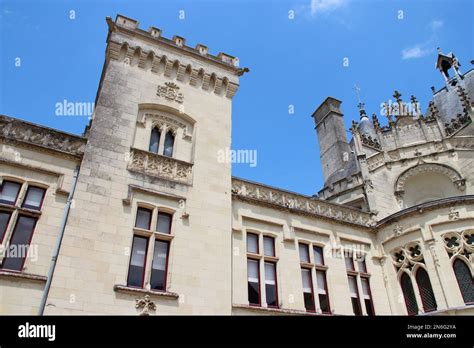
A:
<box><xmin>410</xmin><ymin>95</ymin><xmax>417</xmax><ymax>104</ymax></box>
<box><xmin>431</xmin><ymin>86</ymin><xmax>436</xmax><ymax>93</ymax></box>
<box><xmin>393</xmin><ymin>90</ymin><xmax>402</xmax><ymax>102</ymax></box>
<box><xmin>437</xmin><ymin>47</ymin><xmax>442</xmax><ymax>54</ymax></box>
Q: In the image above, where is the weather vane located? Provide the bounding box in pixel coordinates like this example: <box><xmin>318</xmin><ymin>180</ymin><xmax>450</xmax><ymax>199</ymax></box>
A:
<box><xmin>353</xmin><ymin>84</ymin><xmax>362</xmax><ymax>104</ymax></box>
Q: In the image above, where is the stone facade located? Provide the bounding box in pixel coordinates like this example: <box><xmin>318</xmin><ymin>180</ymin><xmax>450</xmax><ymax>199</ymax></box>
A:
<box><xmin>0</xmin><ymin>15</ymin><xmax>472</xmax><ymax>316</ymax></box>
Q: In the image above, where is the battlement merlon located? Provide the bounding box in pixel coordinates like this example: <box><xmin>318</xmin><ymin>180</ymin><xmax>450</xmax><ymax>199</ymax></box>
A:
<box><xmin>106</xmin><ymin>15</ymin><xmax>247</xmax><ymax>79</ymax></box>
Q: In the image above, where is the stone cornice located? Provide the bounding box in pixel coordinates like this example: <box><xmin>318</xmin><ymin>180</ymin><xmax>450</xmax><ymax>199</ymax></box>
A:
<box><xmin>0</xmin><ymin>115</ymin><xmax>86</xmax><ymax>159</ymax></box>
<box><xmin>376</xmin><ymin>195</ymin><xmax>474</xmax><ymax>228</ymax></box>
<box><xmin>231</xmin><ymin>177</ymin><xmax>374</xmax><ymax>228</ymax></box>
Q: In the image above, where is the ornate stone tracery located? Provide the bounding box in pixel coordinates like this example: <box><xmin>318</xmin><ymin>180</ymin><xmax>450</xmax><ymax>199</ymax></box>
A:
<box><xmin>441</xmin><ymin>230</ymin><xmax>473</xmax><ymax>263</ymax></box>
<box><xmin>391</xmin><ymin>241</ymin><xmax>426</xmax><ymax>274</ymax></box>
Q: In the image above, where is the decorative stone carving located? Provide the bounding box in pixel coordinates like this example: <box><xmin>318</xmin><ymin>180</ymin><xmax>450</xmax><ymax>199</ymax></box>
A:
<box><xmin>441</xmin><ymin>230</ymin><xmax>473</xmax><ymax>261</ymax></box>
<box><xmin>393</xmin><ymin>224</ymin><xmax>404</xmax><ymax>236</ymax></box>
<box><xmin>231</xmin><ymin>178</ymin><xmax>373</xmax><ymax>227</ymax></box>
<box><xmin>157</xmin><ymin>82</ymin><xmax>184</xmax><ymax>104</ymax></box>
<box><xmin>391</xmin><ymin>241</ymin><xmax>426</xmax><ymax>273</ymax></box>
<box><xmin>127</xmin><ymin>148</ymin><xmax>193</xmax><ymax>185</ymax></box>
<box><xmin>135</xmin><ymin>295</ymin><xmax>156</xmax><ymax>316</ymax></box>
<box><xmin>448</xmin><ymin>207</ymin><xmax>460</xmax><ymax>220</ymax></box>
<box><xmin>0</xmin><ymin>115</ymin><xmax>86</xmax><ymax>157</ymax></box>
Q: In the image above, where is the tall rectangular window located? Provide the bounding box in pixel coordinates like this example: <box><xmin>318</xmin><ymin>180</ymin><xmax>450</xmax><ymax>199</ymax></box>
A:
<box><xmin>247</xmin><ymin>233</ymin><xmax>259</xmax><ymax>254</ymax></box>
<box><xmin>357</xmin><ymin>257</ymin><xmax>368</xmax><ymax>274</ymax></box>
<box><xmin>135</xmin><ymin>207</ymin><xmax>152</xmax><ymax>230</ymax></box>
<box><xmin>264</xmin><ymin>262</ymin><xmax>278</xmax><ymax>308</ymax></box>
<box><xmin>156</xmin><ymin>212</ymin><xmax>172</xmax><ymax>234</ymax></box>
<box><xmin>345</xmin><ymin>253</ymin><xmax>355</xmax><ymax>271</ymax></box>
<box><xmin>313</xmin><ymin>246</ymin><xmax>324</xmax><ymax>265</ymax></box>
<box><xmin>361</xmin><ymin>277</ymin><xmax>375</xmax><ymax>316</ymax></box>
<box><xmin>301</xmin><ymin>268</ymin><xmax>315</xmax><ymax>312</ymax></box>
<box><xmin>348</xmin><ymin>275</ymin><xmax>362</xmax><ymax>315</ymax></box>
<box><xmin>316</xmin><ymin>270</ymin><xmax>330</xmax><ymax>314</ymax></box>
<box><xmin>22</xmin><ymin>187</ymin><xmax>46</xmax><ymax>210</ymax></box>
<box><xmin>127</xmin><ymin>236</ymin><xmax>148</xmax><ymax>288</ymax></box>
<box><xmin>150</xmin><ymin>240</ymin><xmax>169</xmax><ymax>291</ymax></box>
<box><xmin>1</xmin><ymin>215</ymin><xmax>37</xmax><ymax>271</ymax></box>
<box><xmin>0</xmin><ymin>211</ymin><xmax>11</xmax><ymax>243</ymax></box>
<box><xmin>247</xmin><ymin>259</ymin><xmax>260</xmax><ymax>305</ymax></box>
<box><xmin>263</xmin><ymin>236</ymin><xmax>275</xmax><ymax>257</ymax></box>
<box><xmin>0</xmin><ymin>181</ymin><xmax>21</xmax><ymax>205</ymax></box>
<box><xmin>299</xmin><ymin>243</ymin><xmax>310</xmax><ymax>263</ymax></box>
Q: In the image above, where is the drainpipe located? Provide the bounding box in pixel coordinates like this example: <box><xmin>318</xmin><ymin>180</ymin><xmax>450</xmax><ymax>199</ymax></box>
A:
<box><xmin>38</xmin><ymin>165</ymin><xmax>80</xmax><ymax>315</ymax></box>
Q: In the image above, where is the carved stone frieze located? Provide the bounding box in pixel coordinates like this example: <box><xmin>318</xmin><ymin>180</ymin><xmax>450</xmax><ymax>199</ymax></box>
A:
<box><xmin>127</xmin><ymin>148</ymin><xmax>193</xmax><ymax>185</ymax></box>
<box><xmin>0</xmin><ymin>115</ymin><xmax>86</xmax><ymax>157</ymax></box>
<box><xmin>231</xmin><ymin>178</ymin><xmax>373</xmax><ymax>227</ymax></box>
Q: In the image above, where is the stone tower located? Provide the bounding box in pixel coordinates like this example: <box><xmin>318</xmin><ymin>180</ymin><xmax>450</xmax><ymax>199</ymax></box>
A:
<box><xmin>312</xmin><ymin>97</ymin><xmax>352</xmax><ymax>184</ymax></box>
<box><xmin>42</xmin><ymin>14</ymin><xmax>244</xmax><ymax>314</ymax></box>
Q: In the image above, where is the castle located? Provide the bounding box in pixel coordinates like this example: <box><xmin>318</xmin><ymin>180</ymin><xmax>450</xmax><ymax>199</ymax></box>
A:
<box><xmin>0</xmin><ymin>15</ymin><xmax>472</xmax><ymax>315</ymax></box>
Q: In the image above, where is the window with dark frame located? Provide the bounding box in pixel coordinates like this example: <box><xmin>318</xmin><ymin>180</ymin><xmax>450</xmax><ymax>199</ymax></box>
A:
<box><xmin>301</xmin><ymin>268</ymin><xmax>315</xmax><ymax>312</ymax></box>
<box><xmin>400</xmin><ymin>272</ymin><xmax>419</xmax><ymax>315</ymax></box>
<box><xmin>246</xmin><ymin>233</ymin><xmax>258</xmax><ymax>254</ymax></box>
<box><xmin>126</xmin><ymin>235</ymin><xmax>148</xmax><ymax>288</ymax></box>
<box><xmin>0</xmin><ymin>181</ymin><xmax>21</xmax><ymax>205</ymax></box>
<box><xmin>1</xmin><ymin>215</ymin><xmax>37</xmax><ymax>271</ymax></box>
<box><xmin>247</xmin><ymin>259</ymin><xmax>260</xmax><ymax>305</ymax></box>
<box><xmin>316</xmin><ymin>270</ymin><xmax>330</xmax><ymax>314</ymax></box>
<box><xmin>156</xmin><ymin>212</ymin><xmax>172</xmax><ymax>234</ymax></box>
<box><xmin>135</xmin><ymin>207</ymin><xmax>152</xmax><ymax>230</ymax></box>
<box><xmin>149</xmin><ymin>127</ymin><xmax>161</xmax><ymax>153</ymax></box>
<box><xmin>0</xmin><ymin>211</ymin><xmax>12</xmax><ymax>243</ymax></box>
<box><xmin>299</xmin><ymin>243</ymin><xmax>310</xmax><ymax>263</ymax></box>
<box><xmin>128</xmin><ymin>206</ymin><xmax>175</xmax><ymax>291</ymax></box>
<box><xmin>415</xmin><ymin>267</ymin><xmax>438</xmax><ymax>312</ymax></box>
<box><xmin>361</xmin><ymin>277</ymin><xmax>375</xmax><ymax>316</ymax></box>
<box><xmin>150</xmin><ymin>239</ymin><xmax>170</xmax><ymax>291</ymax></box>
<box><xmin>246</xmin><ymin>233</ymin><xmax>279</xmax><ymax>308</ymax></box>
<box><xmin>348</xmin><ymin>275</ymin><xmax>362</xmax><ymax>316</ymax></box>
<box><xmin>264</xmin><ymin>261</ymin><xmax>278</xmax><ymax>308</ymax></box>
<box><xmin>163</xmin><ymin>131</ymin><xmax>175</xmax><ymax>157</ymax></box>
<box><xmin>452</xmin><ymin>259</ymin><xmax>474</xmax><ymax>304</ymax></box>
<box><xmin>22</xmin><ymin>186</ymin><xmax>46</xmax><ymax>210</ymax></box>
<box><xmin>263</xmin><ymin>235</ymin><xmax>275</xmax><ymax>257</ymax></box>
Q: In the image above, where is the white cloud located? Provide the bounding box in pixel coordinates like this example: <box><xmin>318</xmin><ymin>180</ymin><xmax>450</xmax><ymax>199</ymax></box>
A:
<box><xmin>311</xmin><ymin>0</ymin><xmax>348</xmax><ymax>16</ymax></box>
<box><xmin>402</xmin><ymin>45</ymin><xmax>433</xmax><ymax>60</ymax></box>
<box><xmin>429</xmin><ymin>20</ymin><xmax>443</xmax><ymax>30</ymax></box>
<box><xmin>401</xmin><ymin>19</ymin><xmax>443</xmax><ymax>60</ymax></box>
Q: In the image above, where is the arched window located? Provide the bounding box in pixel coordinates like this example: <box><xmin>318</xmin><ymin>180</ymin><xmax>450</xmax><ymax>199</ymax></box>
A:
<box><xmin>453</xmin><ymin>259</ymin><xmax>474</xmax><ymax>304</ymax></box>
<box><xmin>149</xmin><ymin>127</ymin><xmax>161</xmax><ymax>154</ymax></box>
<box><xmin>400</xmin><ymin>273</ymin><xmax>419</xmax><ymax>315</ymax></box>
<box><xmin>164</xmin><ymin>131</ymin><xmax>175</xmax><ymax>157</ymax></box>
<box><xmin>415</xmin><ymin>268</ymin><xmax>437</xmax><ymax>312</ymax></box>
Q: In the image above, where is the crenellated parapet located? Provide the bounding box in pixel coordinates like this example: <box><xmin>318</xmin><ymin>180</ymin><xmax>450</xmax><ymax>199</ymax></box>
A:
<box><xmin>105</xmin><ymin>14</ymin><xmax>246</xmax><ymax>99</ymax></box>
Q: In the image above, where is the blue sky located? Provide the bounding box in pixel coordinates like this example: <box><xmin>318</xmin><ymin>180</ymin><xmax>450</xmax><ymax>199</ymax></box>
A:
<box><xmin>1</xmin><ymin>0</ymin><xmax>473</xmax><ymax>195</ymax></box>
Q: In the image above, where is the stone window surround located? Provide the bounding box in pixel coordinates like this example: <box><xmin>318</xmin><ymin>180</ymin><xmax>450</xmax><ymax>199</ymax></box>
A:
<box><xmin>245</xmin><ymin>229</ymin><xmax>279</xmax><ymax>309</ymax></box>
<box><xmin>127</xmin><ymin>202</ymin><xmax>176</xmax><ymax>294</ymax></box>
<box><xmin>0</xmin><ymin>176</ymin><xmax>48</xmax><ymax>272</ymax></box>
<box><xmin>298</xmin><ymin>239</ymin><xmax>332</xmax><ymax>314</ymax></box>
<box><xmin>344</xmin><ymin>249</ymin><xmax>374</xmax><ymax>316</ymax></box>
<box><xmin>391</xmin><ymin>242</ymin><xmax>438</xmax><ymax>315</ymax></box>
